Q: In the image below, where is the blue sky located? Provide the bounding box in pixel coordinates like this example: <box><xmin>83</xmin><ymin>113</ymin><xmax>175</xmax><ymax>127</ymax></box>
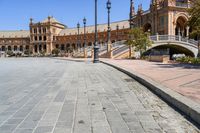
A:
<box><xmin>0</xmin><ymin>0</ymin><xmax>150</xmax><ymax>30</ymax></box>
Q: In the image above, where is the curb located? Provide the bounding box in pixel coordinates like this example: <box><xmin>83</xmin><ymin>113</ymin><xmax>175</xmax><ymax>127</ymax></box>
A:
<box><xmin>101</xmin><ymin>60</ymin><xmax>200</xmax><ymax>126</ymax></box>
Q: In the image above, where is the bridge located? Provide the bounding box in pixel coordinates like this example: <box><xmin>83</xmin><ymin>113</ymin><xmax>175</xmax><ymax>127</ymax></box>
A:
<box><xmin>149</xmin><ymin>35</ymin><xmax>199</xmax><ymax>57</ymax></box>
<box><xmin>109</xmin><ymin>35</ymin><xmax>199</xmax><ymax>58</ymax></box>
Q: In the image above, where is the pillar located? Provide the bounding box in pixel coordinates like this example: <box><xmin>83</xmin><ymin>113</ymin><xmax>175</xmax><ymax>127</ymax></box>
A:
<box><xmin>84</xmin><ymin>43</ymin><xmax>88</xmax><ymax>58</ymax></box>
<box><xmin>37</xmin><ymin>44</ymin><xmax>39</xmax><ymax>54</ymax></box>
<box><xmin>178</xmin><ymin>28</ymin><xmax>181</xmax><ymax>41</ymax></box>
<box><xmin>186</xmin><ymin>26</ymin><xmax>189</xmax><ymax>37</ymax></box>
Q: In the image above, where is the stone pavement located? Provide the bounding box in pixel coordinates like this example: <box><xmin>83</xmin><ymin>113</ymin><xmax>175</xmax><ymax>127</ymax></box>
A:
<box><xmin>101</xmin><ymin>59</ymin><xmax>200</xmax><ymax>104</ymax></box>
<box><xmin>0</xmin><ymin>58</ymin><xmax>199</xmax><ymax>133</ymax></box>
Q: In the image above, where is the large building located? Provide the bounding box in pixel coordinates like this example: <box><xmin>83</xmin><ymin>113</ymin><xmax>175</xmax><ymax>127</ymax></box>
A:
<box><xmin>0</xmin><ymin>0</ymin><xmax>192</xmax><ymax>55</ymax></box>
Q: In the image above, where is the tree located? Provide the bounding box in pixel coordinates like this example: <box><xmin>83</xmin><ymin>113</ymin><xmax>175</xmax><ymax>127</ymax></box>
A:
<box><xmin>188</xmin><ymin>0</ymin><xmax>200</xmax><ymax>30</ymax></box>
<box><xmin>125</xmin><ymin>27</ymin><xmax>152</xmax><ymax>58</ymax></box>
<box><xmin>188</xmin><ymin>0</ymin><xmax>200</xmax><ymax>57</ymax></box>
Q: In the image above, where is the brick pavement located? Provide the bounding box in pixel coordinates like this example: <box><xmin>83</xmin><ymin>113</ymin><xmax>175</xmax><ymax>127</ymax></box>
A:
<box><xmin>0</xmin><ymin>58</ymin><xmax>199</xmax><ymax>133</ymax></box>
<box><xmin>101</xmin><ymin>59</ymin><xmax>200</xmax><ymax>103</ymax></box>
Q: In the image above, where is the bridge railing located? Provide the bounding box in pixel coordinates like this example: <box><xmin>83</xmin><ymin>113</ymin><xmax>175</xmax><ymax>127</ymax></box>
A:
<box><xmin>150</xmin><ymin>35</ymin><xmax>198</xmax><ymax>47</ymax></box>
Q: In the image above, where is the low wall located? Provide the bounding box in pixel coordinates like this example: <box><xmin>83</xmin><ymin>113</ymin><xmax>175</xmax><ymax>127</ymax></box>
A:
<box><xmin>149</xmin><ymin>55</ymin><xmax>170</xmax><ymax>63</ymax></box>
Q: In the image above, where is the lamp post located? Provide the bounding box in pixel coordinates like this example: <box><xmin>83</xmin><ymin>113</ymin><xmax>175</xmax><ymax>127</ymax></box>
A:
<box><xmin>116</xmin><ymin>24</ymin><xmax>119</xmax><ymax>42</ymax></box>
<box><xmin>83</xmin><ymin>17</ymin><xmax>87</xmax><ymax>58</ymax></box>
<box><xmin>130</xmin><ymin>0</ymin><xmax>134</xmax><ymax>29</ymax></box>
<box><xmin>107</xmin><ymin>0</ymin><xmax>112</xmax><ymax>58</ymax></box>
<box><xmin>93</xmin><ymin>0</ymin><xmax>99</xmax><ymax>63</ymax></box>
<box><xmin>107</xmin><ymin>0</ymin><xmax>111</xmax><ymax>51</ymax></box>
<box><xmin>77</xmin><ymin>22</ymin><xmax>80</xmax><ymax>51</ymax></box>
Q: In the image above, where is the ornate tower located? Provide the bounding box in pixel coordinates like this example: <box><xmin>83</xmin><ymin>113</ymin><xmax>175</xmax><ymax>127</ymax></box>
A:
<box><xmin>129</xmin><ymin>0</ymin><xmax>135</xmax><ymax>29</ymax></box>
<box><xmin>29</xmin><ymin>16</ymin><xmax>65</xmax><ymax>54</ymax></box>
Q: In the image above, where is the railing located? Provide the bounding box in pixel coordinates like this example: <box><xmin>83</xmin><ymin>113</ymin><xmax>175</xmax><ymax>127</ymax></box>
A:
<box><xmin>176</xmin><ymin>2</ymin><xmax>189</xmax><ymax>8</ymax></box>
<box><xmin>150</xmin><ymin>35</ymin><xmax>198</xmax><ymax>47</ymax></box>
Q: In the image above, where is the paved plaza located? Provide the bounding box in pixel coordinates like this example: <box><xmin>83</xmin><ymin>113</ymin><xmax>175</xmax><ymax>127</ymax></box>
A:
<box><xmin>0</xmin><ymin>58</ymin><xmax>199</xmax><ymax>133</ymax></box>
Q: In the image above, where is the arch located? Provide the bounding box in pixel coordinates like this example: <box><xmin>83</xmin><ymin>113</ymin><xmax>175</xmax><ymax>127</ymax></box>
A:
<box><xmin>175</xmin><ymin>16</ymin><xmax>188</xmax><ymax>37</ymax></box>
<box><xmin>143</xmin><ymin>23</ymin><xmax>152</xmax><ymax>33</ymax></box>
<box><xmin>39</xmin><ymin>44</ymin><xmax>42</xmax><ymax>51</ymax></box>
<box><xmin>66</xmin><ymin>43</ymin><xmax>70</xmax><ymax>48</ymax></box>
<box><xmin>66</xmin><ymin>43</ymin><xmax>71</xmax><ymax>52</ymax></box>
<box><xmin>55</xmin><ymin>44</ymin><xmax>59</xmax><ymax>49</ymax></box>
<box><xmin>14</xmin><ymin>46</ymin><xmax>18</xmax><ymax>51</ymax></box>
<box><xmin>34</xmin><ymin>45</ymin><xmax>37</xmax><ymax>53</ymax></box>
<box><xmin>43</xmin><ymin>45</ymin><xmax>47</xmax><ymax>52</ymax></box>
<box><xmin>1</xmin><ymin>46</ymin><xmax>5</xmax><ymax>51</ymax></box>
<box><xmin>61</xmin><ymin>44</ymin><xmax>65</xmax><ymax>51</ymax></box>
<box><xmin>88</xmin><ymin>42</ymin><xmax>92</xmax><ymax>46</ymax></box>
<box><xmin>72</xmin><ymin>43</ymin><xmax>76</xmax><ymax>49</ymax></box>
<box><xmin>148</xmin><ymin>44</ymin><xmax>194</xmax><ymax>59</ymax></box>
<box><xmin>148</xmin><ymin>43</ymin><xmax>197</xmax><ymax>58</ymax></box>
<box><xmin>19</xmin><ymin>46</ymin><xmax>23</xmax><ymax>51</ymax></box>
<box><xmin>8</xmin><ymin>46</ymin><xmax>12</xmax><ymax>51</ymax></box>
<box><xmin>174</xmin><ymin>12</ymin><xmax>189</xmax><ymax>23</ymax></box>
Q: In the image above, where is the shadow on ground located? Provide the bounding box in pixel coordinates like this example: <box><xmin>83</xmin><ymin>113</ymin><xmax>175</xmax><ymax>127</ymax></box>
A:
<box><xmin>156</xmin><ymin>63</ymin><xmax>200</xmax><ymax>69</ymax></box>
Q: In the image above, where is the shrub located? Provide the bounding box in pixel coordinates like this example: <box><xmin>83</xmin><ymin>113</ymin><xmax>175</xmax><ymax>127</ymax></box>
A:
<box><xmin>176</xmin><ymin>57</ymin><xmax>200</xmax><ymax>64</ymax></box>
<box><xmin>6</xmin><ymin>50</ymin><xmax>14</xmax><ymax>57</ymax></box>
<box><xmin>52</xmin><ymin>48</ymin><xmax>60</xmax><ymax>56</ymax></box>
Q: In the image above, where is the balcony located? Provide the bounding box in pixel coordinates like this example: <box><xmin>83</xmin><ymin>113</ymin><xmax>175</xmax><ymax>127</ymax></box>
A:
<box><xmin>176</xmin><ymin>2</ymin><xmax>189</xmax><ymax>8</ymax></box>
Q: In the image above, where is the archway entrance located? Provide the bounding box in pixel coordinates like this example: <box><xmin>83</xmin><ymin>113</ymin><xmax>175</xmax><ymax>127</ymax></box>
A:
<box><xmin>143</xmin><ymin>23</ymin><xmax>152</xmax><ymax>34</ymax></box>
<box><xmin>175</xmin><ymin>16</ymin><xmax>188</xmax><ymax>37</ymax></box>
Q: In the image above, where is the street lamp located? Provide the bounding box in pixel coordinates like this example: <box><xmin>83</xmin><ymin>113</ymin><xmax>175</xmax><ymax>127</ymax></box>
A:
<box><xmin>94</xmin><ymin>0</ymin><xmax>99</xmax><ymax>63</ymax></box>
<box><xmin>107</xmin><ymin>0</ymin><xmax>111</xmax><ymax>52</ymax></box>
<box><xmin>77</xmin><ymin>22</ymin><xmax>80</xmax><ymax>51</ymax></box>
<box><xmin>83</xmin><ymin>17</ymin><xmax>87</xmax><ymax>58</ymax></box>
<box><xmin>129</xmin><ymin>0</ymin><xmax>134</xmax><ymax>29</ymax></box>
<box><xmin>116</xmin><ymin>24</ymin><xmax>119</xmax><ymax>41</ymax></box>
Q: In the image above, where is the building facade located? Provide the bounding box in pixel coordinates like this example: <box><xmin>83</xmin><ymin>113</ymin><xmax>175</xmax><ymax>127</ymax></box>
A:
<box><xmin>0</xmin><ymin>0</ymin><xmax>192</xmax><ymax>55</ymax></box>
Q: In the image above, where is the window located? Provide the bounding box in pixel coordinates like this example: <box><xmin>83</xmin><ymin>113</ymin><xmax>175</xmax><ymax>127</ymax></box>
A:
<box><xmin>35</xmin><ymin>36</ymin><xmax>38</xmax><ymax>41</ymax></box>
<box><xmin>159</xmin><ymin>16</ymin><xmax>165</xmax><ymax>27</ymax></box>
<box><xmin>34</xmin><ymin>28</ymin><xmax>37</xmax><ymax>33</ymax></box>
<box><xmin>39</xmin><ymin>28</ymin><xmax>41</xmax><ymax>34</ymax></box>
<box><xmin>43</xmin><ymin>45</ymin><xmax>46</xmax><ymax>50</ymax></box>
<box><xmin>39</xmin><ymin>36</ymin><xmax>42</xmax><ymax>41</ymax></box>
<box><xmin>44</xmin><ymin>36</ymin><xmax>47</xmax><ymax>41</ymax></box>
<box><xmin>43</xmin><ymin>28</ymin><xmax>46</xmax><ymax>33</ymax></box>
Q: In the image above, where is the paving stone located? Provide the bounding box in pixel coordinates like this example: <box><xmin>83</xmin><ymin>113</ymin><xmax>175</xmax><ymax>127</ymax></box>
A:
<box><xmin>0</xmin><ymin>124</ymin><xmax>18</xmax><ymax>132</ymax></box>
<box><xmin>34</xmin><ymin>126</ymin><xmax>53</xmax><ymax>133</ymax></box>
<box><xmin>0</xmin><ymin>58</ymin><xmax>199</xmax><ymax>133</ymax></box>
<box><xmin>5</xmin><ymin>118</ymin><xmax>23</xmax><ymax>125</ymax></box>
<box><xmin>14</xmin><ymin>129</ymin><xmax>33</xmax><ymax>133</ymax></box>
